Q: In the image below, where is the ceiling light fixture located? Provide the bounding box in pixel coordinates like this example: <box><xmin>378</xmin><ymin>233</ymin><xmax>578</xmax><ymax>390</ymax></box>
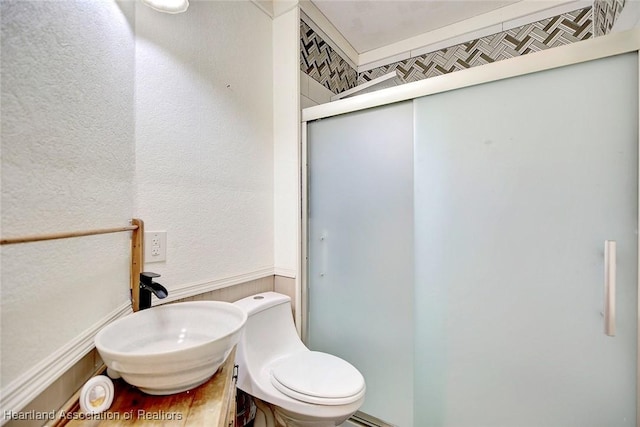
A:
<box><xmin>141</xmin><ymin>0</ymin><xmax>189</xmax><ymax>14</ymax></box>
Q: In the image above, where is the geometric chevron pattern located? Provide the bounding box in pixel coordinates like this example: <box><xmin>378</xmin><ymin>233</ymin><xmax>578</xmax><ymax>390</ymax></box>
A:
<box><xmin>301</xmin><ymin>1</ymin><xmax>628</xmax><ymax>96</ymax></box>
<box><xmin>300</xmin><ymin>20</ymin><xmax>358</xmax><ymax>95</ymax></box>
<box><xmin>358</xmin><ymin>7</ymin><xmax>594</xmax><ymax>85</ymax></box>
<box><xmin>594</xmin><ymin>0</ymin><xmax>626</xmax><ymax>36</ymax></box>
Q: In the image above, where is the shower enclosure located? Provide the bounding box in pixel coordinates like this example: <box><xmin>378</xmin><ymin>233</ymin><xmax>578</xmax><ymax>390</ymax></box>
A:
<box><xmin>302</xmin><ymin>31</ymin><xmax>640</xmax><ymax>427</ymax></box>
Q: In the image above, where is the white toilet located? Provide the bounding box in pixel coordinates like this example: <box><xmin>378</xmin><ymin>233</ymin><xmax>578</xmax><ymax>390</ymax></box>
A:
<box><xmin>234</xmin><ymin>292</ymin><xmax>365</xmax><ymax>427</ymax></box>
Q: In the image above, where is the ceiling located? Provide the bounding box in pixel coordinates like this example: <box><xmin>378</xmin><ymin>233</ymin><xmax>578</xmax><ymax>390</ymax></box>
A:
<box><xmin>310</xmin><ymin>0</ymin><xmax>522</xmax><ymax>53</ymax></box>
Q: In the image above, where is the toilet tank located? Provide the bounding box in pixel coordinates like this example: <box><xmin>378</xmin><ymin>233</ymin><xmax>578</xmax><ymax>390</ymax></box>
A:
<box><xmin>234</xmin><ymin>292</ymin><xmax>307</xmax><ymax>384</ymax></box>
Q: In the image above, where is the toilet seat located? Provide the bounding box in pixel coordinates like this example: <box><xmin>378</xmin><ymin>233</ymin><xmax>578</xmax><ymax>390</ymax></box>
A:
<box><xmin>269</xmin><ymin>351</ymin><xmax>365</xmax><ymax>406</ymax></box>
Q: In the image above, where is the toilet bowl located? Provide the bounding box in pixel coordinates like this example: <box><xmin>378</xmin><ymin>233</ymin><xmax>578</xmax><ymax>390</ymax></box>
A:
<box><xmin>234</xmin><ymin>292</ymin><xmax>365</xmax><ymax>427</ymax></box>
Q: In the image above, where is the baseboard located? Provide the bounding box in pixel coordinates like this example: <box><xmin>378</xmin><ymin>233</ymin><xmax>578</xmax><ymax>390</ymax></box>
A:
<box><xmin>0</xmin><ymin>267</ymin><xmax>279</xmax><ymax>417</ymax></box>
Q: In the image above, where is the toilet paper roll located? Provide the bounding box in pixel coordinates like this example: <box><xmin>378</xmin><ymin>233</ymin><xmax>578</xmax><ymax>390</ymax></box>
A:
<box><xmin>79</xmin><ymin>375</ymin><xmax>114</xmax><ymax>414</ymax></box>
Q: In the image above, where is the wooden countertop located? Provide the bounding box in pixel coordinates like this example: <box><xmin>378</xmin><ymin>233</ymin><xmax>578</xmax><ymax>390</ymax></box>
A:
<box><xmin>59</xmin><ymin>347</ymin><xmax>236</xmax><ymax>427</ymax></box>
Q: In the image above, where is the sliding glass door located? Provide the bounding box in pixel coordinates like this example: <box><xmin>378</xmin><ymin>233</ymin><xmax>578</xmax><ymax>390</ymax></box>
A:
<box><xmin>414</xmin><ymin>52</ymin><xmax>638</xmax><ymax>427</ymax></box>
<box><xmin>305</xmin><ymin>52</ymin><xmax>638</xmax><ymax>427</ymax></box>
<box><xmin>307</xmin><ymin>101</ymin><xmax>414</xmax><ymax>427</ymax></box>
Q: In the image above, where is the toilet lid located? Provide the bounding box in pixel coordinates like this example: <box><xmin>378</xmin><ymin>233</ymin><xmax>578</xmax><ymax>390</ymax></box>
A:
<box><xmin>270</xmin><ymin>351</ymin><xmax>365</xmax><ymax>405</ymax></box>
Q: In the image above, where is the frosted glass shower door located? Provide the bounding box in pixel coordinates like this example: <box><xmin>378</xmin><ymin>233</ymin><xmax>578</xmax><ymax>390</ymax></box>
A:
<box><xmin>414</xmin><ymin>53</ymin><xmax>638</xmax><ymax>426</ymax></box>
<box><xmin>307</xmin><ymin>101</ymin><xmax>414</xmax><ymax>427</ymax></box>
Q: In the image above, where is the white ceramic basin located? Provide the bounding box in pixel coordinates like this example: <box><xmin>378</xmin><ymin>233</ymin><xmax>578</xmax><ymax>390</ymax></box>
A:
<box><xmin>95</xmin><ymin>301</ymin><xmax>247</xmax><ymax>395</ymax></box>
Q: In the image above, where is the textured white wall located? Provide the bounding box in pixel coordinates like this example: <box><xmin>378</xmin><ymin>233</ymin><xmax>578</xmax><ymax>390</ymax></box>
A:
<box><xmin>0</xmin><ymin>0</ymin><xmax>136</xmax><ymax>387</ymax></box>
<box><xmin>134</xmin><ymin>1</ymin><xmax>274</xmax><ymax>288</ymax></box>
<box><xmin>1</xmin><ymin>0</ymin><xmax>277</xmax><ymax>404</ymax></box>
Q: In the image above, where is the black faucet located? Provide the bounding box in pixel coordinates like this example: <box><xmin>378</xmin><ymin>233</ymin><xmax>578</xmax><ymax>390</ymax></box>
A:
<box><xmin>139</xmin><ymin>272</ymin><xmax>168</xmax><ymax>310</ymax></box>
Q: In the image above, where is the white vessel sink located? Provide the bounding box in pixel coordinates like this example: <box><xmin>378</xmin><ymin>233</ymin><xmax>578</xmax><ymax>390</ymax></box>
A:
<box><xmin>95</xmin><ymin>301</ymin><xmax>247</xmax><ymax>395</ymax></box>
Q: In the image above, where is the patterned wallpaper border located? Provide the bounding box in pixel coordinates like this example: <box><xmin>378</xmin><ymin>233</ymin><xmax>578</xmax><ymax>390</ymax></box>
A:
<box><xmin>301</xmin><ymin>0</ymin><xmax>627</xmax><ymax>95</ymax></box>
<box><xmin>358</xmin><ymin>7</ymin><xmax>592</xmax><ymax>85</ymax></box>
<box><xmin>594</xmin><ymin>0</ymin><xmax>627</xmax><ymax>36</ymax></box>
<box><xmin>300</xmin><ymin>20</ymin><xmax>358</xmax><ymax>95</ymax></box>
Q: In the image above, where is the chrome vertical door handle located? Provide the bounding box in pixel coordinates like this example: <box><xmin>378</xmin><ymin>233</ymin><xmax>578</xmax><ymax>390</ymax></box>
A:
<box><xmin>319</xmin><ymin>232</ymin><xmax>327</xmax><ymax>277</ymax></box>
<box><xmin>604</xmin><ymin>240</ymin><xmax>616</xmax><ymax>337</ymax></box>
